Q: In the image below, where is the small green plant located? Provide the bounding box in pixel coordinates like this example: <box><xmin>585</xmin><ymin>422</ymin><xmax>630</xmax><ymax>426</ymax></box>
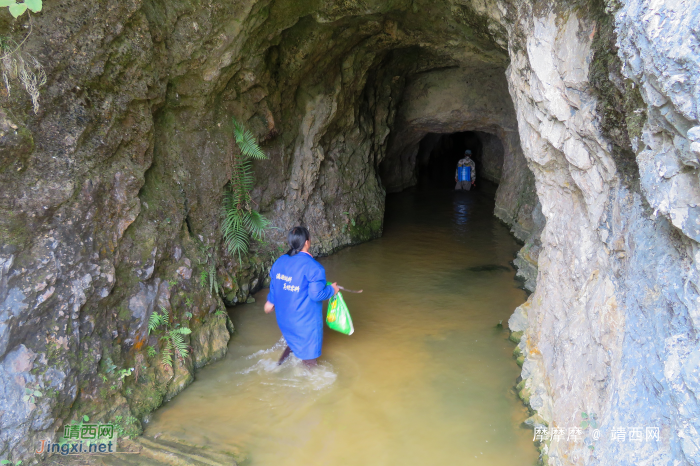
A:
<box><xmin>112</xmin><ymin>415</ymin><xmax>133</xmax><ymax>437</ymax></box>
<box><xmin>1</xmin><ymin>459</ymin><xmax>23</xmax><ymax>465</ymax></box>
<box><xmin>0</xmin><ymin>0</ymin><xmax>41</xmax><ymax>17</ymax></box>
<box><xmin>148</xmin><ymin>306</ymin><xmax>192</xmax><ymax>368</ymax></box>
<box><xmin>580</xmin><ymin>412</ymin><xmax>598</xmax><ymax>429</ymax></box>
<box><xmin>113</xmin><ymin>415</ymin><xmax>140</xmax><ymax>438</ymax></box>
<box><xmin>168</xmin><ymin>279</ymin><xmax>178</xmax><ymax>286</ymax></box>
<box><xmin>146</xmin><ymin>346</ymin><xmax>156</xmax><ymax>358</ymax></box>
<box><xmin>196</xmin><ymin>241</ymin><xmax>222</xmax><ymax>296</ymax></box>
<box><xmin>341</xmin><ymin>211</ymin><xmax>355</xmax><ymax>226</ymax></box>
<box><xmin>221</xmin><ymin>119</ymin><xmax>270</xmax><ymax>262</ymax></box>
<box><xmin>214</xmin><ymin>309</ymin><xmax>225</xmax><ymax>317</ymax></box>
<box><xmin>184</xmin><ymin>311</ymin><xmax>193</xmax><ymax>319</ymax></box>
<box><xmin>207</xmin><ymin>263</ymin><xmax>221</xmax><ymax>295</ymax></box>
<box><xmin>22</xmin><ymin>387</ymin><xmax>41</xmax><ymax>404</ymax></box>
<box><xmin>199</xmin><ymin>265</ymin><xmax>221</xmax><ymax>295</ymax></box>
<box><xmin>102</xmin><ymin>356</ymin><xmax>117</xmax><ymax>374</ymax></box>
<box><xmin>185</xmin><ymin>297</ymin><xmax>194</xmax><ymax>307</ymax></box>
<box><xmin>116</xmin><ymin>367</ymin><xmax>134</xmax><ymax>380</ymax></box>
<box><xmin>581</xmin><ymin>412</ymin><xmax>599</xmax><ymax>451</ymax></box>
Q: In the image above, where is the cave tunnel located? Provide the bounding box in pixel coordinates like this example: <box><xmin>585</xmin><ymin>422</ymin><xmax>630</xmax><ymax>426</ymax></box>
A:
<box><xmin>410</xmin><ymin>131</ymin><xmax>505</xmax><ymax>189</ymax></box>
<box><xmin>3</xmin><ymin>0</ymin><xmax>696</xmax><ymax>464</ymax></box>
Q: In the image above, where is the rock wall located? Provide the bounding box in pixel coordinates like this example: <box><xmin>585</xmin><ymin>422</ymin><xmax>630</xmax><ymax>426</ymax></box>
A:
<box><xmin>476</xmin><ymin>131</ymin><xmax>504</xmax><ymax>183</ymax></box>
<box><xmin>0</xmin><ymin>0</ymin><xmax>698</xmax><ymax>464</ymax></box>
<box><xmin>505</xmin><ymin>1</ymin><xmax>700</xmax><ymax>465</ymax></box>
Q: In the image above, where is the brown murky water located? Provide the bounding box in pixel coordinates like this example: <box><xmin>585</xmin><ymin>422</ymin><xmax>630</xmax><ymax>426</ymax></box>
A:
<box><xmin>144</xmin><ymin>188</ymin><xmax>538</xmax><ymax>466</ymax></box>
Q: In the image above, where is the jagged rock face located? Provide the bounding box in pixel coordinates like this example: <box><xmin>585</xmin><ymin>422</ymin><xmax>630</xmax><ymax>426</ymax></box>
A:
<box><xmin>506</xmin><ymin>1</ymin><xmax>700</xmax><ymax>466</ymax></box>
<box><xmin>0</xmin><ymin>0</ymin><xmax>698</xmax><ymax>465</ymax></box>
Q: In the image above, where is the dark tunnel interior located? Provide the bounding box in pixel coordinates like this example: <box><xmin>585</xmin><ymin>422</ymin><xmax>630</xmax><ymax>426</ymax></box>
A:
<box><xmin>414</xmin><ymin>131</ymin><xmax>503</xmax><ymax>189</ymax></box>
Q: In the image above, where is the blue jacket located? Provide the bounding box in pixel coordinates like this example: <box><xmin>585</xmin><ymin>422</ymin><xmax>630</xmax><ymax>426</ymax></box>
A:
<box><xmin>267</xmin><ymin>252</ymin><xmax>335</xmax><ymax>360</ymax></box>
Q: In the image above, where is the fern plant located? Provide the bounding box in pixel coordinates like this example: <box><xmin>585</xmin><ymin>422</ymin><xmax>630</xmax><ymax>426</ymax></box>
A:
<box><xmin>198</xmin><ymin>265</ymin><xmax>221</xmax><ymax>295</ymax></box>
<box><xmin>148</xmin><ymin>306</ymin><xmax>192</xmax><ymax>368</ymax></box>
<box><xmin>222</xmin><ymin>119</ymin><xmax>270</xmax><ymax>262</ymax></box>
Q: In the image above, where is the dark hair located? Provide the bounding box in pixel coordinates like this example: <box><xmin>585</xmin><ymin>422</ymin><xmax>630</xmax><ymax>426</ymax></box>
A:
<box><xmin>287</xmin><ymin>226</ymin><xmax>310</xmax><ymax>256</ymax></box>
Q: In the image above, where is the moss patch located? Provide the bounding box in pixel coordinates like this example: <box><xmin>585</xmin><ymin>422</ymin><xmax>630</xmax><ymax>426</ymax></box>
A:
<box><xmin>509</xmin><ymin>330</ymin><xmax>523</xmax><ymax>344</ymax></box>
<box><xmin>588</xmin><ymin>0</ymin><xmax>646</xmax><ymax>189</ymax></box>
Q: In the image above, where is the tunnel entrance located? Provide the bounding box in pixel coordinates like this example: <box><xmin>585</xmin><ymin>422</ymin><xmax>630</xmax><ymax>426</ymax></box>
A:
<box><xmin>381</xmin><ymin>131</ymin><xmax>506</xmax><ymax>191</ymax></box>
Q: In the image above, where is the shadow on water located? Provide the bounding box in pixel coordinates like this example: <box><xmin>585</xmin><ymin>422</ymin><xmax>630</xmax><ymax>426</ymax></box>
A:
<box><xmin>142</xmin><ymin>186</ymin><xmax>539</xmax><ymax>466</ymax></box>
<box><xmin>464</xmin><ymin>264</ymin><xmax>513</xmax><ymax>273</ymax></box>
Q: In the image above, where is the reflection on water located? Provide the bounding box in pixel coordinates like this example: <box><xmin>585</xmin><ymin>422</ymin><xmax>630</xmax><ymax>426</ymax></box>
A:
<box><xmin>144</xmin><ymin>188</ymin><xmax>538</xmax><ymax>466</ymax></box>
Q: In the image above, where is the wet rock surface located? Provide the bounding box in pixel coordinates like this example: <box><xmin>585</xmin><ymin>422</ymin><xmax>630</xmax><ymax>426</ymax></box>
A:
<box><xmin>0</xmin><ymin>0</ymin><xmax>698</xmax><ymax>465</ymax></box>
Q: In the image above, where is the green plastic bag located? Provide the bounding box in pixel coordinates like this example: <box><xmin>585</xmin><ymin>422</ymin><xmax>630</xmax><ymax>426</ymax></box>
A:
<box><xmin>326</xmin><ymin>283</ymin><xmax>354</xmax><ymax>335</ymax></box>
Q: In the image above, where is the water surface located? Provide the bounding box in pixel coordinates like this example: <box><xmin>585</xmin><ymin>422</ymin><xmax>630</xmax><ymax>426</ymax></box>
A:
<box><xmin>145</xmin><ymin>188</ymin><xmax>537</xmax><ymax>466</ymax></box>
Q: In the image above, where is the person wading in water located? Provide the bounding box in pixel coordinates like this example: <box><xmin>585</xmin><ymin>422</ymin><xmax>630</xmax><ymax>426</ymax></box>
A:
<box><xmin>455</xmin><ymin>150</ymin><xmax>476</xmax><ymax>190</ymax></box>
<box><xmin>264</xmin><ymin>226</ymin><xmax>339</xmax><ymax>367</ymax></box>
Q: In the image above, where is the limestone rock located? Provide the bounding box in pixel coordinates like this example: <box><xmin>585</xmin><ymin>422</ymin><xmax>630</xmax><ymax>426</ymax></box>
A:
<box><xmin>0</xmin><ymin>0</ymin><xmax>698</xmax><ymax>465</ymax></box>
<box><xmin>190</xmin><ymin>314</ymin><xmax>232</xmax><ymax>370</ymax></box>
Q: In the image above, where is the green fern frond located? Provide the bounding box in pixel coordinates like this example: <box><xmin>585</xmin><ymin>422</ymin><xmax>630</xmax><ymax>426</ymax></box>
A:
<box><xmin>222</xmin><ymin>203</ymin><xmax>251</xmax><ymax>260</ymax></box>
<box><xmin>233</xmin><ymin>119</ymin><xmax>268</xmax><ymax>160</ymax></box>
<box><xmin>159</xmin><ymin>306</ymin><xmax>169</xmax><ymax>323</ymax></box>
<box><xmin>208</xmin><ymin>263</ymin><xmax>221</xmax><ymax>295</ymax></box>
<box><xmin>148</xmin><ymin>311</ymin><xmax>162</xmax><ymax>335</ymax></box>
<box><xmin>161</xmin><ymin>340</ymin><xmax>173</xmax><ymax>368</ymax></box>
<box><xmin>229</xmin><ymin>158</ymin><xmax>253</xmax><ymax>204</ymax></box>
<box><xmin>170</xmin><ymin>331</ymin><xmax>189</xmax><ymax>359</ymax></box>
<box><xmin>245</xmin><ymin>210</ymin><xmax>270</xmax><ymax>241</ymax></box>
<box><xmin>223</xmin><ymin>119</ymin><xmax>270</xmax><ymax>264</ymax></box>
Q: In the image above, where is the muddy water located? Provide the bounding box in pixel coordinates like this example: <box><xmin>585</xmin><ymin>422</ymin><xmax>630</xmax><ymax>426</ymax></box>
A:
<box><xmin>145</xmin><ymin>189</ymin><xmax>538</xmax><ymax>466</ymax></box>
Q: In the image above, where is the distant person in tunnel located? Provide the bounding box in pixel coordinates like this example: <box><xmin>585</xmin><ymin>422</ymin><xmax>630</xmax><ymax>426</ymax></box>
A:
<box><xmin>455</xmin><ymin>150</ymin><xmax>476</xmax><ymax>191</ymax></box>
<box><xmin>264</xmin><ymin>226</ymin><xmax>340</xmax><ymax>367</ymax></box>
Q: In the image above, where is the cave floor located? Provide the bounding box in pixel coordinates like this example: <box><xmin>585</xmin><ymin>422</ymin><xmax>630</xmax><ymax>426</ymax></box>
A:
<box><xmin>47</xmin><ymin>188</ymin><xmax>537</xmax><ymax>466</ymax></box>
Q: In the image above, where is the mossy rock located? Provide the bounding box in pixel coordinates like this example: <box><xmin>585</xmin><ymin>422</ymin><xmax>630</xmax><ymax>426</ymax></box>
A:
<box><xmin>513</xmin><ymin>345</ymin><xmax>522</xmax><ymax>359</ymax></box>
<box><xmin>524</xmin><ymin>413</ymin><xmax>548</xmax><ymax>429</ymax></box>
<box><xmin>518</xmin><ymin>386</ymin><xmax>531</xmax><ymax>404</ymax></box>
<box><xmin>164</xmin><ymin>356</ymin><xmax>195</xmax><ymax>401</ymax></box>
<box><xmin>191</xmin><ymin>313</ymin><xmax>231</xmax><ymax>369</ymax></box>
<box><xmin>349</xmin><ymin>217</ymin><xmax>383</xmax><ymax>243</ymax></box>
<box><xmin>509</xmin><ymin>331</ymin><xmax>524</xmax><ymax>344</ymax></box>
